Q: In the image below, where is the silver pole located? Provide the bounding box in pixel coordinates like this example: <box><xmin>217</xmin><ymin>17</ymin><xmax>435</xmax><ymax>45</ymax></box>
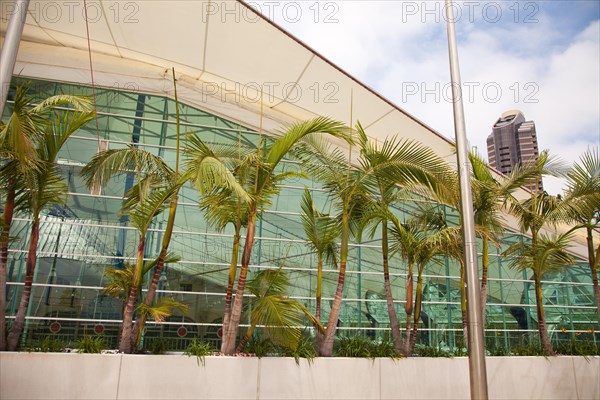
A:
<box><xmin>0</xmin><ymin>0</ymin><xmax>30</xmax><ymax>117</ymax></box>
<box><xmin>444</xmin><ymin>1</ymin><xmax>488</xmax><ymax>399</ymax></box>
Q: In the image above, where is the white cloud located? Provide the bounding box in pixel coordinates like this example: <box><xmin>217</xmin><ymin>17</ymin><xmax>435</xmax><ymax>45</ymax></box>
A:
<box><xmin>257</xmin><ymin>1</ymin><xmax>600</xmax><ymax>194</ymax></box>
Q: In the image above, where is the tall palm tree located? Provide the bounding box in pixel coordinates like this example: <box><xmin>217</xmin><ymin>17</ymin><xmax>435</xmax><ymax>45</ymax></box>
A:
<box><xmin>130</xmin><ymin>177</ymin><xmax>186</xmax><ymax>351</ymax></box>
<box><xmin>416</xmin><ymin>205</ymin><xmax>498</xmax><ymax>350</ymax></box>
<box><xmin>301</xmin><ymin>125</ymin><xmax>450</xmax><ymax>356</ymax></box>
<box><xmin>504</xmin><ymin>230</ymin><xmax>575</xmax><ymax>355</ymax></box>
<box><xmin>193</xmin><ymin>117</ymin><xmax>351</xmax><ymax>355</ymax></box>
<box><xmin>563</xmin><ymin>148</ymin><xmax>600</xmax><ymax>323</ymax></box>
<box><xmin>300</xmin><ymin>188</ymin><xmax>338</xmax><ymax>347</ymax></box>
<box><xmin>389</xmin><ymin>217</ymin><xmax>438</xmax><ymax>355</ymax></box>
<box><xmin>117</xmin><ymin>179</ymin><xmax>182</xmax><ymax>353</ymax></box>
<box><xmin>300</xmin><ymin>135</ymin><xmax>368</xmax><ymax>357</ymax></box>
<box><xmin>0</xmin><ymin>84</ymin><xmax>93</xmax><ymax>350</ymax></box>
<box><xmin>505</xmin><ymin>151</ymin><xmax>573</xmax><ymax>355</ymax></box>
<box><xmin>235</xmin><ymin>267</ymin><xmax>323</xmax><ymax>353</ymax></box>
<box><xmin>82</xmin><ymin>146</ymin><xmax>180</xmax><ymax>353</ymax></box>
<box><xmin>6</xmin><ymin>109</ymin><xmax>95</xmax><ymax>350</ymax></box>
<box><xmin>185</xmin><ymin>134</ymin><xmax>255</xmax><ymax>344</ymax></box>
<box><xmin>131</xmin><ymin>69</ymin><xmax>186</xmax><ymax>350</ymax></box>
<box><xmin>102</xmin><ymin>262</ymin><xmax>187</xmax><ymax>346</ymax></box>
<box><xmin>467</xmin><ymin>151</ymin><xmax>543</xmax><ymax>326</ymax></box>
<box><xmin>355</xmin><ymin>123</ymin><xmax>452</xmax><ymax>354</ymax></box>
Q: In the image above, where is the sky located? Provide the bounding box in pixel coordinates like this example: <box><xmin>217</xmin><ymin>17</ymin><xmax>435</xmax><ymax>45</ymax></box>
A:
<box><xmin>248</xmin><ymin>0</ymin><xmax>600</xmax><ymax>194</ymax></box>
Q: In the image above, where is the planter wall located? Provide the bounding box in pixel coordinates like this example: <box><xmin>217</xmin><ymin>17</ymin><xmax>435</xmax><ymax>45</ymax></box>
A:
<box><xmin>1</xmin><ymin>353</ymin><xmax>598</xmax><ymax>400</ymax></box>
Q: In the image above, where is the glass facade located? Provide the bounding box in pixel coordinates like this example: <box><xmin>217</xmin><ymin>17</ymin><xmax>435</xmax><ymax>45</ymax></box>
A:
<box><xmin>3</xmin><ymin>79</ymin><xmax>598</xmax><ymax>351</ymax></box>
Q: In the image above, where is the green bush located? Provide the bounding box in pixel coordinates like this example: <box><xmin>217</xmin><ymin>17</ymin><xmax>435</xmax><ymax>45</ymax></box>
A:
<box><xmin>413</xmin><ymin>344</ymin><xmax>454</xmax><ymax>358</ymax></box>
<box><xmin>334</xmin><ymin>336</ymin><xmax>374</xmax><ymax>358</ymax></box>
<box><xmin>246</xmin><ymin>336</ymin><xmax>273</xmax><ymax>358</ymax></box>
<box><xmin>147</xmin><ymin>338</ymin><xmax>168</xmax><ymax>355</ymax></box>
<box><xmin>278</xmin><ymin>332</ymin><xmax>318</xmax><ymax>365</ymax></box>
<box><xmin>184</xmin><ymin>340</ymin><xmax>216</xmax><ymax>366</ymax></box>
<box><xmin>76</xmin><ymin>336</ymin><xmax>105</xmax><ymax>353</ymax></box>
<box><xmin>27</xmin><ymin>337</ymin><xmax>67</xmax><ymax>353</ymax></box>
<box><xmin>555</xmin><ymin>340</ymin><xmax>600</xmax><ymax>356</ymax></box>
<box><xmin>371</xmin><ymin>340</ymin><xmax>401</xmax><ymax>359</ymax></box>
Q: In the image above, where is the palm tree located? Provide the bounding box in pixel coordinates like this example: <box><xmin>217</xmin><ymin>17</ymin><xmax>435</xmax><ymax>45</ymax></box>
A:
<box><xmin>0</xmin><ymin>84</ymin><xmax>93</xmax><ymax>350</ymax></box>
<box><xmin>300</xmin><ymin>136</ymin><xmax>367</xmax><ymax>357</ymax></box>
<box><xmin>302</xmin><ymin>125</ymin><xmax>450</xmax><ymax>356</ymax></box>
<box><xmin>389</xmin><ymin>217</ymin><xmax>439</xmax><ymax>355</ymax></box>
<box><xmin>129</xmin><ymin>176</ymin><xmax>186</xmax><ymax>351</ymax></box>
<box><xmin>355</xmin><ymin>123</ymin><xmax>452</xmax><ymax>354</ymax></box>
<box><xmin>415</xmin><ymin>204</ymin><xmax>499</xmax><ymax>350</ymax></box>
<box><xmin>81</xmin><ymin>145</ymin><xmax>180</xmax><ymax>353</ymax></box>
<box><xmin>467</xmin><ymin>151</ymin><xmax>543</xmax><ymax>326</ymax></box>
<box><xmin>300</xmin><ymin>188</ymin><xmax>338</xmax><ymax>347</ymax></box>
<box><xmin>504</xmin><ymin>230</ymin><xmax>575</xmax><ymax>355</ymax></box>
<box><xmin>235</xmin><ymin>267</ymin><xmax>323</xmax><ymax>353</ymax></box>
<box><xmin>185</xmin><ymin>133</ymin><xmax>255</xmax><ymax>345</ymax></box>
<box><xmin>130</xmin><ymin>68</ymin><xmax>186</xmax><ymax>351</ymax></box>
<box><xmin>118</xmin><ymin>179</ymin><xmax>182</xmax><ymax>353</ymax></box>
<box><xmin>191</xmin><ymin>117</ymin><xmax>351</xmax><ymax>355</ymax></box>
<box><xmin>102</xmin><ymin>263</ymin><xmax>187</xmax><ymax>348</ymax></box>
<box><xmin>563</xmin><ymin>148</ymin><xmax>600</xmax><ymax>324</ymax></box>
<box><xmin>6</xmin><ymin>109</ymin><xmax>95</xmax><ymax>350</ymax></box>
<box><xmin>505</xmin><ymin>151</ymin><xmax>573</xmax><ymax>355</ymax></box>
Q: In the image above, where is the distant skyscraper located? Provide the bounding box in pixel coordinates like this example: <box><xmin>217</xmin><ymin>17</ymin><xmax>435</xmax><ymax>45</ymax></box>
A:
<box><xmin>486</xmin><ymin>110</ymin><xmax>542</xmax><ymax>191</ymax></box>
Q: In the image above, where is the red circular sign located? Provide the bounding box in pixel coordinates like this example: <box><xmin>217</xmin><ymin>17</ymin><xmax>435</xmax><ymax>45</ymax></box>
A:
<box><xmin>177</xmin><ymin>326</ymin><xmax>188</xmax><ymax>337</ymax></box>
<box><xmin>94</xmin><ymin>324</ymin><xmax>105</xmax><ymax>335</ymax></box>
<box><xmin>217</xmin><ymin>328</ymin><xmax>223</xmax><ymax>338</ymax></box>
<box><xmin>49</xmin><ymin>322</ymin><xmax>61</xmax><ymax>333</ymax></box>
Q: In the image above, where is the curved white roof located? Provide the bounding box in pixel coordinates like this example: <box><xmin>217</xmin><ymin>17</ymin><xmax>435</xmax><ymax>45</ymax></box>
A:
<box><xmin>2</xmin><ymin>0</ymin><xmax>455</xmax><ymax>159</ymax></box>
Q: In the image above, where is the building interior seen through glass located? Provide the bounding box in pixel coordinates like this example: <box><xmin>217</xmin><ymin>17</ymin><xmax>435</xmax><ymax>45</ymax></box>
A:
<box><xmin>3</xmin><ymin>79</ymin><xmax>597</xmax><ymax>351</ymax></box>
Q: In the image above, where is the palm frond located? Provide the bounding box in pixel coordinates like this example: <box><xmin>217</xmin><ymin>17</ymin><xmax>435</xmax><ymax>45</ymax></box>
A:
<box><xmin>184</xmin><ymin>133</ymin><xmax>251</xmax><ymax>203</ymax></box>
<box><xmin>127</xmin><ymin>182</ymin><xmax>182</xmax><ymax>234</ymax></box>
<box><xmin>137</xmin><ymin>298</ymin><xmax>188</xmax><ymax>323</ymax></box>
<box><xmin>81</xmin><ymin>147</ymin><xmax>174</xmax><ymax>190</ymax></box>
<box><xmin>563</xmin><ymin>147</ymin><xmax>600</xmax><ymax>224</ymax></box>
<box><xmin>504</xmin><ymin>232</ymin><xmax>575</xmax><ymax>277</ymax></box>
<box><xmin>266</xmin><ymin>117</ymin><xmax>352</xmax><ymax>170</ymax></box>
<box><xmin>300</xmin><ymin>189</ymin><xmax>339</xmax><ymax>263</ymax></box>
<box><xmin>39</xmin><ymin>110</ymin><xmax>96</xmax><ymax>162</ymax></box>
<box><xmin>103</xmin><ymin>266</ymin><xmax>135</xmax><ymax>300</ymax></box>
<box><xmin>30</xmin><ymin>93</ymin><xmax>94</xmax><ymax>114</ymax></box>
<box><xmin>142</xmin><ymin>252</ymin><xmax>181</xmax><ymax>276</ymax></box>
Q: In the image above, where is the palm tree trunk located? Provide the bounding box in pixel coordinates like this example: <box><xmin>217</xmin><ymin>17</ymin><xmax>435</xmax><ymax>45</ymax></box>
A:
<box><xmin>236</xmin><ymin>323</ymin><xmax>256</xmax><ymax>353</ymax></box>
<box><xmin>460</xmin><ymin>263</ymin><xmax>468</xmax><ymax>348</ymax></box>
<box><xmin>221</xmin><ymin>211</ymin><xmax>257</xmax><ymax>354</ymax></box>
<box><xmin>7</xmin><ymin>217</ymin><xmax>39</xmax><ymax>351</ymax></box>
<box><xmin>222</xmin><ymin>223</ymin><xmax>241</xmax><ymax>345</ymax></box>
<box><xmin>132</xmin><ymin>195</ymin><xmax>180</xmax><ymax>351</ymax></box>
<box><xmin>381</xmin><ymin>222</ymin><xmax>404</xmax><ymax>353</ymax></box>
<box><xmin>404</xmin><ymin>265</ymin><xmax>414</xmax><ymax>356</ymax></box>
<box><xmin>0</xmin><ymin>184</ymin><xmax>15</xmax><ymax>351</ymax></box>
<box><xmin>480</xmin><ymin>236</ymin><xmax>489</xmax><ymax>327</ymax></box>
<box><xmin>315</xmin><ymin>255</ymin><xmax>324</xmax><ymax>349</ymax></box>
<box><xmin>319</xmin><ymin>210</ymin><xmax>348</xmax><ymax>357</ymax></box>
<box><xmin>586</xmin><ymin>227</ymin><xmax>600</xmax><ymax>325</ymax></box>
<box><xmin>119</xmin><ymin>237</ymin><xmax>145</xmax><ymax>353</ymax></box>
<box><xmin>534</xmin><ymin>274</ymin><xmax>555</xmax><ymax>356</ymax></box>
<box><xmin>409</xmin><ymin>268</ymin><xmax>425</xmax><ymax>355</ymax></box>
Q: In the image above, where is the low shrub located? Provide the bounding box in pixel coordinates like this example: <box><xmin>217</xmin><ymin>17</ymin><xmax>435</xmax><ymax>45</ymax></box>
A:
<box><xmin>76</xmin><ymin>336</ymin><xmax>105</xmax><ymax>354</ymax></box>
<box><xmin>184</xmin><ymin>340</ymin><xmax>216</xmax><ymax>366</ymax></box>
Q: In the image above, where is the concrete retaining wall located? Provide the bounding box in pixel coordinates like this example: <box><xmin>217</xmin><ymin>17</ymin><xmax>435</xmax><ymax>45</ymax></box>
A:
<box><xmin>1</xmin><ymin>353</ymin><xmax>598</xmax><ymax>399</ymax></box>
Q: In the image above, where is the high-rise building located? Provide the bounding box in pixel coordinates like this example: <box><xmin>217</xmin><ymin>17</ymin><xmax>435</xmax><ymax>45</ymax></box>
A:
<box><xmin>486</xmin><ymin>110</ymin><xmax>542</xmax><ymax>191</ymax></box>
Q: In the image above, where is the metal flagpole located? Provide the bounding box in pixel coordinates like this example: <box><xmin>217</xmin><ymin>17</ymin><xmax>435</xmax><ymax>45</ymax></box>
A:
<box><xmin>0</xmin><ymin>0</ymin><xmax>30</xmax><ymax>117</ymax></box>
<box><xmin>443</xmin><ymin>0</ymin><xmax>488</xmax><ymax>398</ymax></box>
